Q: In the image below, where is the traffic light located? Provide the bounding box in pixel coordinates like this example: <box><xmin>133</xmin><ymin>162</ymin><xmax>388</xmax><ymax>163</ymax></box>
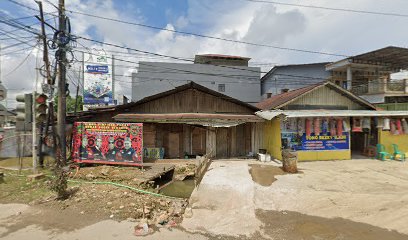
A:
<box><xmin>16</xmin><ymin>93</ymin><xmax>33</xmax><ymax>123</ymax></box>
<box><xmin>35</xmin><ymin>93</ymin><xmax>48</xmax><ymax>122</ymax></box>
<box><xmin>0</xmin><ymin>82</ymin><xmax>7</xmax><ymax>127</ymax></box>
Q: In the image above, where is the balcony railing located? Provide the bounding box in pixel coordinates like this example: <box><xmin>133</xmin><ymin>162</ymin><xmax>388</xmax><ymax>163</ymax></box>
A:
<box><xmin>351</xmin><ymin>79</ymin><xmax>408</xmax><ymax>95</ymax></box>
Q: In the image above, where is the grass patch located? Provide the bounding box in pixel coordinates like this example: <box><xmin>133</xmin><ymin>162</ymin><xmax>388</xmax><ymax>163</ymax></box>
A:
<box><xmin>0</xmin><ymin>169</ymin><xmax>54</xmax><ymax>204</ymax></box>
<box><xmin>0</xmin><ymin>156</ymin><xmax>55</xmax><ymax>169</ymax></box>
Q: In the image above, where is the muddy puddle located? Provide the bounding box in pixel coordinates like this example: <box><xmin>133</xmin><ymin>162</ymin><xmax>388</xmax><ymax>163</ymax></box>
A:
<box><xmin>248</xmin><ymin>164</ymin><xmax>286</xmax><ymax>186</ymax></box>
<box><xmin>159</xmin><ymin>179</ymin><xmax>195</xmax><ymax>198</ymax></box>
<box><xmin>256</xmin><ymin>209</ymin><xmax>408</xmax><ymax>240</ymax></box>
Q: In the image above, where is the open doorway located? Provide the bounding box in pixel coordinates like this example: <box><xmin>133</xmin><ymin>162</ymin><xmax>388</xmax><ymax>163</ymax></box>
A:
<box><xmin>351</xmin><ymin>117</ymin><xmax>378</xmax><ymax>158</ymax></box>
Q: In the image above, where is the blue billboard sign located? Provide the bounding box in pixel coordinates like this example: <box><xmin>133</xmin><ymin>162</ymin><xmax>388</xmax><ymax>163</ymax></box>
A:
<box><xmin>86</xmin><ymin>65</ymin><xmax>109</xmax><ymax>74</ymax></box>
<box><xmin>295</xmin><ymin>133</ymin><xmax>349</xmax><ymax>151</ymax></box>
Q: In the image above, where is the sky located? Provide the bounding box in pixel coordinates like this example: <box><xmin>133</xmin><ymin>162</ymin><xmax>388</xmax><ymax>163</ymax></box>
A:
<box><xmin>1</xmin><ymin>0</ymin><xmax>408</xmax><ymax>108</ymax></box>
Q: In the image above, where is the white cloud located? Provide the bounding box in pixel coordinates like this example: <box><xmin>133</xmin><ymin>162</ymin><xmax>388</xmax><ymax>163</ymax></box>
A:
<box><xmin>3</xmin><ymin>0</ymin><xmax>408</xmax><ymax>107</ymax></box>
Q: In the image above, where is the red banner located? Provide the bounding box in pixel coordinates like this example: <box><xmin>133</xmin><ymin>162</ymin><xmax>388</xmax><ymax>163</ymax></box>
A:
<box><xmin>72</xmin><ymin>122</ymin><xmax>143</xmax><ymax>166</ymax></box>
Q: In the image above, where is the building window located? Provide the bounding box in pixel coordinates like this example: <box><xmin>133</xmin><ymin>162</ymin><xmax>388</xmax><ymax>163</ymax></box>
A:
<box><xmin>266</xmin><ymin>93</ymin><xmax>272</xmax><ymax>98</ymax></box>
<box><xmin>218</xmin><ymin>84</ymin><xmax>225</xmax><ymax>92</ymax></box>
<box><xmin>335</xmin><ymin>80</ymin><xmax>340</xmax><ymax>86</ymax></box>
<box><xmin>342</xmin><ymin>81</ymin><xmax>347</xmax><ymax>89</ymax></box>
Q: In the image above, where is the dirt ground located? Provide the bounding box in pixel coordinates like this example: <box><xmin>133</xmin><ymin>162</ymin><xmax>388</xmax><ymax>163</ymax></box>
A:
<box><xmin>0</xmin><ymin>162</ymin><xmax>196</xmax><ymax>229</ymax></box>
<box><xmin>2</xmin><ymin>159</ymin><xmax>408</xmax><ymax>239</ymax></box>
<box><xmin>183</xmin><ymin>159</ymin><xmax>408</xmax><ymax>239</ymax></box>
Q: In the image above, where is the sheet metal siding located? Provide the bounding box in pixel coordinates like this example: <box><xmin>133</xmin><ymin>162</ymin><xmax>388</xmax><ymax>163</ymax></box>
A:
<box><xmin>287</xmin><ymin>86</ymin><xmax>365</xmax><ymax>110</ymax></box>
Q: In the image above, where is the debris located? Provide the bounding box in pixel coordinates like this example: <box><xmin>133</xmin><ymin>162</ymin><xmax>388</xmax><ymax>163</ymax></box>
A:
<box><xmin>184</xmin><ymin>207</ymin><xmax>193</xmax><ymax>218</ymax></box>
<box><xmin>109</xmin><ymin>214</ymin><xmax>114</xmax><ymax>218</ymax></box>
<box><xmin>156</xmin><ymin>213</ymin><xmax>169</xmax><ymax>225</ymax></box>
<box><xmin>85</xmin><ymin>173</ymin><xmax>95</xmax><ymax>180</ymax></box>
<box><xmin>27</xmin><ymin>173</ymin><xmax>45</xmax><ymax>181</ymax></box>
<box><xmin>80</xmin><ymin>211</ymin><xmax>85</xmax><ymax>214</ymax></box>
<box><xmin>134</xmin><ymin>222</ymin><xmax>152</xmax><ymax>236</ymax></box>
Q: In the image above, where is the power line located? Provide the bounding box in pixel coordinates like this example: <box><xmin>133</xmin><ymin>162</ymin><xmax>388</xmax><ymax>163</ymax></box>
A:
<box><xmin>5</xmin><ymin>0</ymin><xmax>58</xmax><ymax>17</ymax></box>
<box><xmin>67</xmin><ymin>9</ymin><xmax>348</xmax><ymax>58</ymax></box>
<box><xmin>3</xmin><ymin>43</ymin><xmax>38</xmax><ymax>77</ymax></box>
<box><xmin>240</xmin><ymin>0</ymin><xmax>408</xmax><ymax>18</ymax></box>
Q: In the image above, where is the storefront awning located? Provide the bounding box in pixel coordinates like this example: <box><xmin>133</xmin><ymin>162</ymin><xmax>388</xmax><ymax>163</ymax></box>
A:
<box><xmin>256</xmin><ymin>110</ymin><xmax>408</xmax><ymax>120</ymax></box>
<box><xmin>114</xmin><ymin>113</ymin><xmax>264</xmax><ymax>127</ymax></box>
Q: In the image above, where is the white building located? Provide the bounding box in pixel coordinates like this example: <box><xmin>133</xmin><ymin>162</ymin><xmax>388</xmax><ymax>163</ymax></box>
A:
<box><xmin>132</xmin><ymin>54</ymin><xmax>261</xmax><ymax>105</ymax></box>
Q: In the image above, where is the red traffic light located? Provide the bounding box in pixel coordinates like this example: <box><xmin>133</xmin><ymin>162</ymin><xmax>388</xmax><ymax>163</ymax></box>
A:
<box><xmin>36</xmin><ymin>94</ymin><xmax>48</xmax><ymax>104</ymax></box>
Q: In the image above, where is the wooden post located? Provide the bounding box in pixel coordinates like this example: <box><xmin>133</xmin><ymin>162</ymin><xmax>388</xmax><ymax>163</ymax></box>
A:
<box><xmin>57</xmin><ymin>0</ymin><xmax>67</xmax><ymax>164</ymax></box>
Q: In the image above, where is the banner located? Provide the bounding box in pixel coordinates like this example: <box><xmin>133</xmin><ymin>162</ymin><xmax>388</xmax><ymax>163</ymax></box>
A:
<box><xmin>296</xmin><ymin>133</ymin><xmax>349</xmax><ymax>151</ymax></box>
<box><xmin>72</xmin><ymin>122</ymin><xmax>143</xmax><ymax>166</ymax></box>
<box><xmin>83</xmin><ymin>51</ymin><xmax>113</xmax><ymax>104</ymax></box>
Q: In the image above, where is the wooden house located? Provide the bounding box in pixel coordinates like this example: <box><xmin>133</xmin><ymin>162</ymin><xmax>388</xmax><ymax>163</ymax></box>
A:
<box><xmin>69</xmin><ymin>82</ymin><xmax>264</xmax><ymax>159</ymax></box>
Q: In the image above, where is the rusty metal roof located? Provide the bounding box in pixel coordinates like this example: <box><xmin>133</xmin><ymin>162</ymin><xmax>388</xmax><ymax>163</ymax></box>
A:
<box><xmin>256</xmin><ymin>83</ymin><xmax>323</xmax><ymax>110</ymax></box>
<box><xmin>195</xmin><ymin>54</ymin><xmax>250</xmax><ymax>60</ymax></box>
<box><xmin>256</xmin><ymin>81</ymin><xmax>376</xmax><ymax>110</ymax></box>
<box><xmin>114</xmin><ymin>113</ymin><xmax>263</xmax><ymax>127</ymax></box>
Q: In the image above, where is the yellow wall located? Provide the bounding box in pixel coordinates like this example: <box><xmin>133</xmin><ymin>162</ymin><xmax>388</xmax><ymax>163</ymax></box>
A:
<box><xmin>263</xmin><ymin>118</ymin><xmax>352</xmax><ymax>161</ymax></box>
<box><xmin>263</xmin><ymin>118</ymin><xmax>282</xmax><ymax>160</ymax></box>
<box><xmin>297</xmin><ymin>150</ymin><xmax>350</xmax><ymax>161</ymax></box>
<box><xmin>378</xmin><ymin>130</ymin><xmax>408</xmax><ymax>154</ymax></box>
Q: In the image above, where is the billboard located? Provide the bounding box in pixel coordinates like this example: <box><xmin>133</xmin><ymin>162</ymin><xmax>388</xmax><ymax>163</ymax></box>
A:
<box><xmin>293</xmin><ymin>133</ymin><xmax>349</xmax><ymax>151</ymax></box>
<box><xmin>83</xmin><ymin>51</ymin><xmax>113</xmax><ymax>104</ymax></box>
<box><xmin>72</xmin><ymin>122</ymin><xmax>143</xmax><ymax>166</ymax></box>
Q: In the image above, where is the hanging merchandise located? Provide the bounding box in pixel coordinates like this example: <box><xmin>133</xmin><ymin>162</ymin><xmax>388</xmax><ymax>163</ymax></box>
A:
<box><xmin>330</xmin><ymin>119</ymin><xmax>336</xmax><ymax>136</ymax></box>
<box><xmin>376</xmin><ymin>117</ymin><xmax>384</xmax><ymax>129</ymax></box>
<box><xmin>383</xmin><ymin>118</ymin><xmax>390</xmax><ymax>130</ymax></box>
<box><xmin>343</xmin><ymin>119</ymin><xmax>350</xmax><ymax>132</ymax></box>
<box><xmin>322</xmin><ymin>118</ymin><xmax>329</xmax><ymax>135</ymax></box>
<box><xmin>396</xmin><ymin>119</ymin><xmax>402</xmax><ymax>135</ymax></box>
<box><xmin>362</xmin><ymin>117</ymin><xmax>371</xmax><ymax>131</ymax></box>
<box><xmin>305</xmin><ymin>118</ymin><xmax>312</xmax><ymax>136</ymax></box>
<box><xmin>402</xmin><ymin>119</ymin><xmax>408</xmax><ymax>134</ymax></box>
<box><xmin>390</xmin><ymin>120</ymin><xmax>397</xmax><ymax>135</ymax></box>
<box><xmin>314</xmin><ymin>118</ymin><xmax>321</xmax><ymax>135</ymax></box>
<box><xmin>337</xmin><ymin>118</ymin><xmax>343</xmax><ymax>135</ymax></box>
<box><xmin>297</xmin><ymin>118</ymin><xmax>305</xmax><ymax>135</ymax></box>
<box><xmin>352</xmin><ymin>118</ymin><xmax>363</xmax><ymax>132</ymax></box>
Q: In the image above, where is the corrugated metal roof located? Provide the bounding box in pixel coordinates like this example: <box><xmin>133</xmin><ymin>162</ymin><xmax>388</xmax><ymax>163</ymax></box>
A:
<box><xmin>256</xmin><ymin>83</ymin><xmax>324</xmax><ymax>110</ymax></box>
<box><xmin>327</xmin><ymin>46</ymin><xmax>408</xmax><ymax>70</ymax></box>
<box><xmin>256</xmin><ymin>110</ymin><xmax>408</xmax><ymax>120</ymax></box>
<box><xmin>114</xmin><ymin>113</ymin><xmax>263</xmax><ymax>127</ymax></box>
<box><xmin>256</xmin><ymin>81</ymin><xmax>376</xmax><ymax>110</ymax></box>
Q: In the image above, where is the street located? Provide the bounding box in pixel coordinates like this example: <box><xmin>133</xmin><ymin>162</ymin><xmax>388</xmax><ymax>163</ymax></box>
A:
<box><xmin>1</xmin><ymin>159</ymin><xmax>408</xmax><ymax>239</ymax></box>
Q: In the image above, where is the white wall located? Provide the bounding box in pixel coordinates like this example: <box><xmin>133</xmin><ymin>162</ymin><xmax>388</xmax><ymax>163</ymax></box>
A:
<box><xmin>132</xmin><ymin>62</ymin><xmax>261</xmax><ymax>104</ymax></box>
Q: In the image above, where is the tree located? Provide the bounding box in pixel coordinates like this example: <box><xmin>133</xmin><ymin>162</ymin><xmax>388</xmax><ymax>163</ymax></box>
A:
<box><xmin>54</xmin><ymin>95</ymin><xmax>84</xmax><ymax>113</ymax></box>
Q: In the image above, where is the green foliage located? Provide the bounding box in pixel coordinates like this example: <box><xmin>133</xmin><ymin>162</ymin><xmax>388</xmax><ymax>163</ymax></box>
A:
<box><xmin>54</xmin><ymin>95</ymin><xmax>84</xmax><ymax>113</ymax></box>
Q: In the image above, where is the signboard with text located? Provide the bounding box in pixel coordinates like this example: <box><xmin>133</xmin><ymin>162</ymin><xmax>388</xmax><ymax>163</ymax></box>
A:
<box><xmin>72</xmin><ymin>122</ymin><xmax>143</xmax><ymax>166</ymax></box>
<box><xmin>83</xmin><ymin>52</ymin><xmax>113</xmax><ymax>105</ymax></box>
<box><xmin>295</xmin><ymin>133</ymin><xmax>349</xmax><ymax>151</ymax></box>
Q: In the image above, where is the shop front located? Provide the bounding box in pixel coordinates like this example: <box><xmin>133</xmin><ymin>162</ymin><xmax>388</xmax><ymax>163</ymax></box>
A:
<box><xmin>258</xmin><ymin>110</ymin><xmax>408</xmax><ymax>161</ymax></box>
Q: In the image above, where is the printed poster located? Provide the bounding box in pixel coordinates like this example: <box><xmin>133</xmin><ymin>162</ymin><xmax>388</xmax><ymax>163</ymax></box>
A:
<box><xmin>83</xmin><ymin>52</ymin><xmax>113</xmax><ymax>104</ymax></box>
<box><xmin>72</xmin><ymin>122</ymin><xmax>143</xmax><ymax>166</ymax></box>
<box><xmin>294</xmin><ymin>133</ymin><xmax>349</xmax><ymax>151</ymax></box>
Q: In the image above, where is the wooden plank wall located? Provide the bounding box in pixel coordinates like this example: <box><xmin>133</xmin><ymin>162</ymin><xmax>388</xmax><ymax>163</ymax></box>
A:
<box><xmin>143</xmin><ymin>122</ymin><xmax>254</xmax><ymax>159</ymax></box>
<box><xmin>131</xmin><ymin>89</ymin><xmax>254</xmax><ymax>114</ymax></box>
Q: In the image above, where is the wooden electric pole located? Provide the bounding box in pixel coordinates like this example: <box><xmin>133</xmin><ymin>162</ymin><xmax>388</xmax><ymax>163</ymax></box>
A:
<box><xmin>57</xmin><ymin>0</ymin><xmax>67</xmax><ymax>164</ymax></box>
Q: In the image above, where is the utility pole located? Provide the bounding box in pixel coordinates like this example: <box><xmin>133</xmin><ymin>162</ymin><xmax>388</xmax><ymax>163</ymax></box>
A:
<box><xmin>36</xmin><ymin>1</ymin><xmax>51</xmax><ymax>168</ymax></box>
<box><xmin>57</xmin><ymin>0</ymin><xmax>67</xmax><ymax>164</ymax></box>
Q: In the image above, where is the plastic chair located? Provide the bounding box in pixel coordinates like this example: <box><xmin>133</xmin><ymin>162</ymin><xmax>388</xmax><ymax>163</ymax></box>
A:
<box><xmin>376</xmin><ymin>144</ymin><xmax>393</xmax><ymax>161</ymax></box>
<box><xmin>392</xmin><ymin>144</ymin><xmax>406</xmax><ymax>161</ymax></box>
